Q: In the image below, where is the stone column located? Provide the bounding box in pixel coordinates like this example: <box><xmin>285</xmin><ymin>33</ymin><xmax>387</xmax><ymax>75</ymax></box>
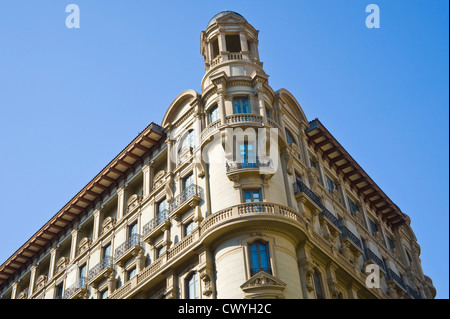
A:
<box><xmin>48</xmin><ymin>246</ymin><xmax>58</xmax><ymax>279</ymax></box>
<box><xmin>142</xmin><ymin>160</ymin><xmax>151</xmax><ymax>199</ymax></box>
<box><xmin>28</xmin><ymin>265</ymin><xmax>37</xmax><ymax>297</ymax></box>
<box><xmin>69</xmin><ymin>227</ymin><xmax>79</xmax><ymax>261</ymax></box>
<box><xmin>218</xmin><ymin>29</ymin><xmax>227</xmax><ymax>60</ymax></box>
<box><xmin>239</xmin><ymin>30</ymin><xmax>249</xmax><ymax>60</ymax></box>
<box><xmin>117</xmin><ymin>184</ymin><xmax>126</xmax><ymax>220</ymax></box>
<box><xmin>92</xmin><ymin>208</ymin><xmax>101</xmax><ymax>242</ymax></box>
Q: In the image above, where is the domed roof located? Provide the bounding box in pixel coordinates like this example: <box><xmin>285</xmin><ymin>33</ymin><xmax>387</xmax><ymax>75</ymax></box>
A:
<box><xmin>207</xmin><ymin>11</ymin><xmax>246</xmax><ymax>28</ymax></box>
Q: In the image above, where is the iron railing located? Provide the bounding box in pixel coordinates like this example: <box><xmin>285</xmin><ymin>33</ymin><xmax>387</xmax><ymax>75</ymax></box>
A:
<box><xmin>339</xmin><ymin>225</ymin><xmax>362</xmax><ymax>249</ymax></box>
<box><xmin>63</xmin><ymin>277</ymin><xmax>87</xmax><ymax>299</ymax></box>
<box><xmin>143</xmin><ymin>210</ymin><xmax>168</xmax><ymax>236</ymax></box>
<box><xmin>364</xmin><ymin>248</ymin><xmax>387</xmax><ymax>272</ymax></box>
<box><xmin>386</xmin><ymin>268</ymin><xmax>406</xmax><ymax>290</ymax></box>
<box><xmin>226</xmin><ymin>156</ymin><xmax>273</xmax><ymax>173</ymax></box>
<box><xmin>114</xmin><ymin>233</ymin><xmax>142</xmax><ymax>260</ymax></box>
<box><xmin>87</xmin><ymin>257</ymin><xmax>114</xmax><ymax>282</ymax></box>
<box><xmin>406</xmin><ymin>285</ymin><xmax>422</xmax><ymax>299</ymax></box>
<box><xmin>168</xmin><ymin>184</ymin><xmax>203</xmax><ymax>213</ymax></box>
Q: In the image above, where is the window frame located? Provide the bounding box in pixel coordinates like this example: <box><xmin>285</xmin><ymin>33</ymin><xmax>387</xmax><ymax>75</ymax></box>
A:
<box><xmin>248</xmin><ymin>240</ymin><xmax>272</xmax><ymax>276</ymax></box>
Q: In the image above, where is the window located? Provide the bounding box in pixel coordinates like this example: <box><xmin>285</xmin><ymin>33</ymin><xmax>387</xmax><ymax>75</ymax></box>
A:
<box><xmin>326</xmin><ymin>175</ymin><xmax>337</xmax><ymax>192</ymax></box>
<box><xmin>208</xmin><ymin>104</ymin><xmax>219</xmax><ymax>124</ymax></box>
<box><xmin>369</xmin><ymin>219</ymin><xmax>378</xmax><ymax>234</ymax></box>
<box><xmin>127</xmin><ymin>267</ymin><xmax>137</xmax><ymax>281</ymax></box>
<box><xmin>128</xmin><ymin>221</ymin><xmax>138</xmax><ymax>241</ymax></box>
<box><xmin>243</xmin><ymin>189</ymin><xmax>262</xmax><ymax>203</ymax></box>
<box><xmin>100</xmin><ymin>289</ymin><xmax>109</xmax><ymax>299</ymax></box>
<box><xmin>55</xmin><ymin>283</ymin><xmax>64</xmax><ymax>299</ymax></box>
<box><xmin>182</xmin><ymin>173</ymin><xmax>194</xmax><ymax>196</ymax></box>
<box><xmin>313</xmin><ymin>271</ymin><xmax>324</xmax><ymax>299</ymax></box>
<box><xmin>249</xmin><ymin>241</ymin><xmax>271</xmax><ymax>276</ymax></box>
<box><xmin>186</xmin><ymin>272</ymin><xmax>199</xmax><ymax>299</ymax></box>
<box><xmin>79</xmin><ymin>264</ymin><xmax>87</xmax><ymax>286</ymax></box>
<box><xmin>212</xmin><ymin>38</ymin><xmax>219</xmax><ymax>58</ymax></box>
<box><xmin>233</xmin><ymin>97</ymin><xmax>250</xmax><ymax>114</ymax></box>
<box><xmin>225</xmin><ymin>34</ymin><xmax>241</xmax><ymax>52</ymax></box>
<box><xmin>103</xmin><ymin>243</ymin><xmax>112</xmax><ymax>267</ymax></box>
<box><xmin>387</xmin><ymin>236</ymin><xmax>395</xmax><ymax>251</ymax></box>
<box><xmin>184</xmin><ymin>220</ymin><xmax>195</xmax><ymax>237</ymax></box>
<box><xmin>238</xmin><ymin>141</ymin><xmax>256</xmax><ymax>166</ymax></box>
<box><xmin>156</xmin><ymin>246</ymin><xmax>165</xmax><ymax>259</ymax></box>
<box><xmin>347</xmin><ymin>197</ymin><xmax>359</xmax><ymax>215</ymax></box>
<box><xmin>157</xmin><ymin>199</ymin><xmax>167</xmax><ymax>224</ymax></box>
<box><xmin>285</xmin><ymin>128</ymin><xmax>295</xmax><ymax>145</ymax></box>
<box><xmin>265</xmin><ymin>106</ymin><xmax>272</xmax><ymax>119</ymax></box>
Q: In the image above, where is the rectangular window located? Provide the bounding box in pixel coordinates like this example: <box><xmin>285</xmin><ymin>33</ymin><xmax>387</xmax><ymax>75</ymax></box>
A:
<box><xmin>249</xmin><ymin>241</ymin><xmax>272</xmax><ymax>276</ymax></box>
<box><xmin>233</xmin><ymin>97</ymin><xmax>250</xmax><ymax>114</ymax></box>
<box><xmin>369</xmin><ymin>219</ymin><xmax>378</xmax><ymax>234</ymax></box>
<box><xmin>243</xmin><ymin>189</ymin><xmax>262</xmax><ymax>203</ymax></box>
<box><xmin>157</xmin><ymin>199</ymin><xmax>167</xmax><ymax>224</ymax></box>
<box><xmin>387</xmin><ymin>237</ymin><xmax>395</xmax><ymax>250</ymax></box>
<box><xmin>184</xmin><ymin>220</ymin><xmax>195</xmax><ymax>237</ymax></box>
<box><xmin>187</xmin><ymin>273</ymin><xmax>199</xmax><ymax>299</ymax></box>
<box><xmin>347</xmin><ymin>197</ymin><xmax>359</xmax><ymax>215</ymax></box>
<box><xmin>208</xmin><ymin>105</ymin><xmax>219</xmax><ymax>124</ymax></box>
<box><xmin>326</xmin><ymin>175</ymin><xmax>337</xmax><ymax>192</ymax></box>
<box><xmin>212</xmin><ymin>38</ymin><xmax>219</xmax><ymax>58</ymax></box>
<box><xmin>128</xmin><ymin>267</ymin><xmax>137</xmax><ymax>281</ymax></box>
<box><xmin>183</xmin><ymin>173</ymin><xmax>194</xmax><ymax>191</ymax></box>
<box><xmin>225</xmin><ymin>34</ymin><xmax>241</xmax><ymax>52</ymax></box>
<box><xmin>238</xmin><ymin>141</ymin><xmax>255</xmax><ymax>163</ymax></box>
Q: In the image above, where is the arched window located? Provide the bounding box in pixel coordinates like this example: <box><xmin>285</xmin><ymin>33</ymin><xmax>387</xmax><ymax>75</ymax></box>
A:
<box><xmin>249</xmin><ymin>241</ymin><xmax>271</xmax><ymax>276</ymax></box>
<box><xmin>313</xmin><ymin>270</ymin><xmax>324</xmax><ymax>299</ymax></box>
<box><xmin>186</xmin><ymin>272</ymin><xmax>199</xmax><ymax>299</ymax></box>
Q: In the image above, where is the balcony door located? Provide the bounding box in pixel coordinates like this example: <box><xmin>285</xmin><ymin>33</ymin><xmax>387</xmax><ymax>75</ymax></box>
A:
<box><xmin>238</xmin><ymin>141</ymin><xmax>256</xmax><ymax>168</ymax></box>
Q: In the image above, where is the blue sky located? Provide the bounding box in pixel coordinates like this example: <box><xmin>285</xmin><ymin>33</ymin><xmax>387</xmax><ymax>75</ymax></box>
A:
<box><xmin>0</xmin><ymin>0</ymin><xmax>448</xmax><ymax>298</ymax></box>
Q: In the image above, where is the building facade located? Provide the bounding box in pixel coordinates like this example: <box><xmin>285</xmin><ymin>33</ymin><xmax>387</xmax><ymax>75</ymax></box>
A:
<box><xmin>0</xmin><ymin>11</ymin><xmax>436</xmax><ymax>300</ymax></box>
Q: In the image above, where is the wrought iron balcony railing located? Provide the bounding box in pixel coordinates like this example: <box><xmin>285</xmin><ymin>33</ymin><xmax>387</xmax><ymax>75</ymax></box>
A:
<box><xmin>63</xmin><ymin>277</ymin><xmax>87</xmax><ymax>299</ymax></box>
<box><xmin>87</xmin><ymin>257</ymin><xmax>114</xmax><ymax>282</ymax></box>
<box><xmin>226</xmin><ymin>156</ymin><xmax>273</xmax><ymax>173</ymax></box>
<box><xmin>114</xmin><ymin>233</ymin><xmax>142</xmax><ymax>260</ymax></box>
<box><xmin>168</xmin><ymin>184</ymin><xmax>203</xmax><ymax>213</ymax></box>
<box><xmin>363</xmin><ymin>248</ymin><xmax>387</xmax><ymax>272</ymax></box>
<box><xmin>406</xmin><ymin>285</ymin><xmax>422</xmax><ymax>299</ymax></box>
<box><xmin>386</xmin><ymin>268</ymin><xmax>406</xmax><ymax>290</ymax></box>
<box><xmin>143</xmin><ymin>210</ymin><xmax>168</xmax><ymax>236</ymax></box>
<box><xmin>339</xmin><ymin>225</ymin><xmax>362</xmax><ymax>249</ymax></box>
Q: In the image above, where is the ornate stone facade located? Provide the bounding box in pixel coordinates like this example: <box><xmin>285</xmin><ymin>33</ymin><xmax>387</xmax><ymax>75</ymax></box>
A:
<box><xmin>0</xmin><ymin>11</ymin><xmax>435</xmax><ymax>300</ymax></box>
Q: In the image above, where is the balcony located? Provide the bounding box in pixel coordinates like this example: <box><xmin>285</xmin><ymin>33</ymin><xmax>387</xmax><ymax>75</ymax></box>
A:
<box><xmin>168</xmin><ymin>184</ymin><xmax>203</xmax><ymax>220</ymax></box>
<box><xmin>293</xmin><ymin>181</ymin><xmax>321</xmax><ymax>213</ymax></box>
<box><xmin>87</xmin><ymin>257</ymin><xmax>114</xmax><ymax>287</ymax></box>
<box><xmin>386</xmin><ymin>268</ymin><xmax>407</xmax><ymax>292</ymax></box>
<box><xmin>406</xmin><ymin>285</ymin><xmax>422</xmax><ymax>299</ymax></box>
<box><xmin>142</xmin><ymin>210</ymin><xmax>170</xmax><ymax>243</ymax></box>
<box><xmin>63</xmin><ymin>277</ymin><xmax>87</xmax><ymax>299</ymax></box>
<box><xmin>339</xmin><ymin>225</ymin><xmax>363</xmax><ymax>256</ymax></box>
<box><xmin>114</xmin><ymin>234</ymin><xmax>143</xmax><ymax>267</ymax></box>
<box><xmin>226</xmin><ymin>114</ymin><xmax>263</xmax><ymax>127</ymax></box>
<box><xmin>363</xmin><ymin>248</ymin><xmax>387</xmax><ymax>273</ymax></box>
<box><xmin>226</xmin><ymin>156</ymin><xmax>274</xmax><ymax>182</ymax></box>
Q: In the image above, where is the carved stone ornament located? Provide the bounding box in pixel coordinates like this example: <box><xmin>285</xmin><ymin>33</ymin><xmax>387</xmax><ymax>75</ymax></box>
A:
<box><xmin>56</xmin><ymin>256</ymin><xmax>69</xmax><ymax>273</ymax></box>
<box><xmin>126</xmin><ymin>194</ymin><xmax>141</xmax><ymax>213</ymax></box>
<box><xmin>35</xmin><ymin>274</ymin><xmax>47</xmax><ymax>291</ymax></box>
<box><xmin>77</xmin><ymin>237</ymin><xmax>92</xmax><ymax>255</ymax></box>
<box><xmin>153</xmin><ymin>170</ymin><xmax>166</xmax><ymax>189</ymax></box>
<box><xmin>101</xmin><ymin>216</ymin><xmax>116</xmax><ymax>235</ymax></box>
<box><xmin>240</xmin><ymin>271</ymin><xmax>286</xmax><ymax>299</ymax></box>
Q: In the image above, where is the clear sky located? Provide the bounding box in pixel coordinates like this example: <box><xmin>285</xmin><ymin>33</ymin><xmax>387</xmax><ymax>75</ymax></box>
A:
<box><xmin>0</xmin><ymin>0</ymin><xmax>448</xmax><ymax>298</ymax></box>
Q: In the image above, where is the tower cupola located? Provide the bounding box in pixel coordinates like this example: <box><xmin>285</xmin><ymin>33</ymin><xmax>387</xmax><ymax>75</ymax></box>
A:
<box><xmin>200</xmin><ymin>11</ymin><xmax>266</xmax><ymax>90</ymax></box>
